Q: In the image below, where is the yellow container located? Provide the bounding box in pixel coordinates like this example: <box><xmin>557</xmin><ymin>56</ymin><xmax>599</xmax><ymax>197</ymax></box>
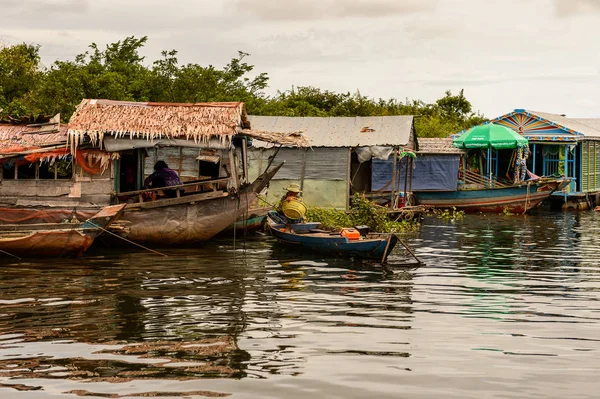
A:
<box><xmin>281</xmin><ymin>199</ymin><xmax>307</xmax><ymax>220</ymax></box>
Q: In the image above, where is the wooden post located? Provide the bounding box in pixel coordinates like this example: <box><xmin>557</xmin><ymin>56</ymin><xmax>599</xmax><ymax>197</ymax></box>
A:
<box><xmin>390</xmin><ymin>147</ymin><xmax>397</xmax><ymax>208</ymax></box>
<box><xmin>242</xmin><ymin>138</ymin><xmax>249</xmax><ymax>183</ymax></box>
<box><xmin>228</xmin><ymin>149</ymin><xmax>239</xmax><ymax>191</ymax></box>
<box><xmin>403</xmin><ymin>156</ymin><xmax>409</xmax><ymax>206</ymax></box>
<box><xmin>346</xmin><ymin>148</ymin><xmax>351</xmax><ymax>211</ymax></box>
<box><xmin>408</xmin><ymin>156</ymin><xmax>414</xmax><ymax>204</ymax></box>
<box><xmin>178</xmin><ymin>147</ymin><xmax>183</xmax><ymax>176</ymax></box>
<box><xmin>300</xmin><ymin>148</ymin><xmax>307</xmax><ymax>191</ymax></box>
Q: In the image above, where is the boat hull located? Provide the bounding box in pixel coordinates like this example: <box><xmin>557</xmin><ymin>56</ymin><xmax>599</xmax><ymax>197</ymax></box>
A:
<box><xmin>268</xmin><ymin>218</ymin><xmax>398</xmax><ymax>262</ymax></box>
<box><xmin>0</xmin><ymin>230</ymin><xmax>94</xmax><ymax>257</ymax></box>
<box><xmin>117</xmin><ymin>164</ymin><xmax>282</xmax><ymax>245</ymax></box>
<box><xmin>0</xmin><ymin>204</ymin><xmax>125</xmax><ymax>258</ymax></box>
<box><xmin>219</xmin><ymin>207</ymin><xmax>270</xmax><ymax>236</ymax></box>
<box><xmin>121</xmin><ymin>191</ymin><xmax>259</xmax><ymax>245</ymax></box>
<box><xmin>414</xmin><ymin>179</ymin><xmax>562</xmax><ymax>213</ymax></box>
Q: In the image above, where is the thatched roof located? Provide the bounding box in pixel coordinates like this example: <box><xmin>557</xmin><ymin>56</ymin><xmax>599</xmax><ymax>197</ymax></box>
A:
<box><xmin>0</xmin><ymin>115</ymin><xmax>66</xmax><ymax>155</ymax></box>
<box><xmin>68</xmin><ymin>99</ymin><xmax>248</xmax><ymax>150</ymax></box>
<box><xmin>68</xmin><ymin>99</ymin><xmax>309</xmax><ymax>149</ymax></box>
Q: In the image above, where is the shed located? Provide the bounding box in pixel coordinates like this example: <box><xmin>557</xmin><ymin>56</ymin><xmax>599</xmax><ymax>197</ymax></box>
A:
<box><xmin>247</xmin><ymin>115</ymin><xmax>416</xmax><ymax>209</ymax></box>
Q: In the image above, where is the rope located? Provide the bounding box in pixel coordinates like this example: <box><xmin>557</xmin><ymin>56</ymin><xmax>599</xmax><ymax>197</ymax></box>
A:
<box><xmin>86</xmin><ymin>221</ymin><xmax>168</xmax><ymax>257</ymax></box>
<box><xmin>0</xmin><ymin>249</ymin><xmax>22</xmax><ymax>260</ymax></box>
<box><xmin>523</xmin><ymin>181</ymin><xmax>531</xmax><ymax>214</ymax></box>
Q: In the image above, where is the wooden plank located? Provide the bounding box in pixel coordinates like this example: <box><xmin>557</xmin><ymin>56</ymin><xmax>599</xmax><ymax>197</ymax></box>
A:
<box><xmin>128</xmin><ymin>191</ymin><xmax>229</xmax><ymax>210</ymax></box>
<box><xmin>228</xmin><ymin>149</ymin><xmax>239</xmax><ymax>190</ymax></box>
<box><xmin>118</xmin><ymin>177</ymin><xmax>229</xmax><ymax>196</ymax></box>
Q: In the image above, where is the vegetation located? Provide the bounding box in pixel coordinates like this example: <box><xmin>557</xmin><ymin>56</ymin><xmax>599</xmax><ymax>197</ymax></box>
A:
<box><xmin>428</xmin><ymin>207</ymin><xmax>465</xmax><ymax>221</ymax></box>
<box><xmin>0</xmin><ymin>36</ymin><xmax>487</xmax><ymax>136</ymax></box>
<box><xmin>306</xmin><ymin>194</ymin><xmax>418</xmax><ymax>233</ymax></box>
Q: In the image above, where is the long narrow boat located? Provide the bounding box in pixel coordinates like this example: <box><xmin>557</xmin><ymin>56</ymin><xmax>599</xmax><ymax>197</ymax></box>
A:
<box><xmin>218</xmin><ymin>207</ymin><xmax>271</xmax><ymax>236</ymax></box>
<box><xmin>111</xmin><ymin>164</ymin><xmax>282</xmax><ymax>245</ymax></box>
<box><xmin>267</xmin><ymin>216</ymin><xmax>398</xmax><ymax>263</ymax></box>
<box><xmin>0</xmin><ymin>204</ymin><xmax>125</xmax><ymax>258</ymax></box>
<box><xmin>414</xmin><ymin>177</ymin><xmax>567</xmax><ymax>213</ymax></box>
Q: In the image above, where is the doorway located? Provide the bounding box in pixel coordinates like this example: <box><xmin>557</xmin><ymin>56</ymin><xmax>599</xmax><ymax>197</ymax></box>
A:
<box><xmin>119</xmin><ymin>151</ymin><xmax>141</xmax><ymax>193</ymax></box>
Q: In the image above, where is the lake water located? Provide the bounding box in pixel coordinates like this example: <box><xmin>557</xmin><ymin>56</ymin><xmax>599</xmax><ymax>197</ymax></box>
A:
<box><xmin>1</xmin><ymin>211</ymin><xmax>599</xmax><ymax>398</ymax></box>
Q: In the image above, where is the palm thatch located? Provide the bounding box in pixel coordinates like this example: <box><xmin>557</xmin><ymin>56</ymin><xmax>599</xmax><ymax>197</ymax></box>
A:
<box><xmin>241</xmin><ymin>129</ymin><xmax>310</xmax><ymax>147</ymax></box>
<box><xmin>67</xmin><ymin>99</ymin><xmax>310</xmax><ymax>150</ymax></box>
<box><xmin>68</xmin><ymin>99</ymin><xmax>248</xmax><ymax>151</ymax></box>
<box><xmin>0</xmin><ymin>115</ymin><xmax>66</xmax><ymax>156</ymax></box>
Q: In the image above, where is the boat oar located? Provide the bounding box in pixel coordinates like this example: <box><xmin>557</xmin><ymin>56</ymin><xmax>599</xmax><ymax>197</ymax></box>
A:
<box><xmin>381</xmin><ymin>236</ymin><xmax>393</xmax><ymax>264</ymax></box>
<box><xmin>86</xmin><ymin>221</ymin><xmax>168</xmax><ymax>257</ymax></box>
<box><xmin>0</xmin><ymin>249</ymin><xmax>22</xmax><ymax>260</ymax></box>
<box><xmin>395</xmin><ymin>234</ymin><xmax>421</xmax><ymax>264</ymax></box>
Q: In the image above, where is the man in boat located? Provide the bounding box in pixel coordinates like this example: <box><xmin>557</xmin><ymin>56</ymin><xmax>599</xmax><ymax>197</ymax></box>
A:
<box><xmin>270</xmin><ymin>183</ymin><xmax>305</xmax><ymax>224</ymax></box>
<box><xmin>143</xmin><ymin>160</ymin><xmax>184</xmax><ymax>198</ymax></box>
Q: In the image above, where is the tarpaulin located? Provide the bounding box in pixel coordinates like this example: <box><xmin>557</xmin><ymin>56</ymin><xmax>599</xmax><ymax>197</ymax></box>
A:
<box><xmin>75</xmin><ymin>149</ymin><xmax>118</xmax><ymax>175</ymax></box>
<box><xmin>372</xmin><ymin>155</ymin><xmax>460</xmax><ymax>192</ymax></box>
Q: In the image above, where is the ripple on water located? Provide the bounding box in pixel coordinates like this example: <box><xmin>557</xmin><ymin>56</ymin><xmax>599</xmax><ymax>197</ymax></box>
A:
<box><xmin>0</xmin><ymin>213</ymin><xmax>599</xmax><ymax>398</ymax></box>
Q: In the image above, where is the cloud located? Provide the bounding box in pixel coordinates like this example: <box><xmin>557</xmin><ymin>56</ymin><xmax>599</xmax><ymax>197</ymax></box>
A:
<box><xmin>1</xmin><ymin>0</ymin><xmax>89</xmax><ymax>14</ymax></box>
<box><xmin>231</xmin><ymin>0</ymin><xmax>438</xmax><ymax>21</ymax></box>
<box><xmin>424</xmin><ymin>70</ymin><xmax>599</xmax><ymax>87</ymax></box>
<box><xmin>554</xmin><ymin>0</ymin><xmax>600</xmax><ymax>16</ymax></box>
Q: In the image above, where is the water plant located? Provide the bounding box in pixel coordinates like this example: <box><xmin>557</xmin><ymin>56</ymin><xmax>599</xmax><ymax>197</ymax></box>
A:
<box><xmin>429</xmin><ymin>206</ymin><xmax>465</xmax><ymax>221</ymax></box>
<box><xmin>306</xmin><ymin>193</ymin><xmax>417</xmax><ymax>233</ymax></box>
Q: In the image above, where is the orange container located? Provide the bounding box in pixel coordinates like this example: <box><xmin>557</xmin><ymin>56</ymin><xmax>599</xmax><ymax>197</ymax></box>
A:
<box><xmin>340</xmin><ymin>228</ymin><xmax>360</xmax><ymax>240</ymax></box>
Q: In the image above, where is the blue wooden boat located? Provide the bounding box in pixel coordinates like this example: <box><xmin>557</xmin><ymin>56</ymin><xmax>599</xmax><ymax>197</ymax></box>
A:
<box><xmin>414</xmin><ymin>177</ymin><xmax>566</xmax><ymax>213</ymax></box>
<box><xmin>267</xmin><ymin>216</ymin><xmax>399</xmax><ymax>263</ymax></box>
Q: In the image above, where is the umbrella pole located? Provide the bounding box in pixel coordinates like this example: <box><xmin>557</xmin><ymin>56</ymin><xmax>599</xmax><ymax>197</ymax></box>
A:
<box><xmin>487</xmin><ymin>147</ymin><xmax>491</xmax><ymax>188</ymax></box>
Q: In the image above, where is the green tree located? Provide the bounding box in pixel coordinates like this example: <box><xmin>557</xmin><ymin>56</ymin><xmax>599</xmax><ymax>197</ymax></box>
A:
<box><xmin>0</xmin><ymin>37</ymin><xmax>487</xmax><ymax>135</ymax></box>
<box><xmin>0</xmin><ymin>43</ymin><xmax>43</xmax><ymax>118</ymax></box>
<box><xmin>28</xmin><ymin>36</ymin><xmax>153</xmax><ymax>119</ymax></box>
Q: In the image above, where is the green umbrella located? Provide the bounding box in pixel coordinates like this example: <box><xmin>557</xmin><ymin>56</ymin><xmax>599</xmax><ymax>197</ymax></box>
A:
<box><xmin>453</xmin><ymin>123</ymin><xmax>528</xmax><ymax>150</ymax></box>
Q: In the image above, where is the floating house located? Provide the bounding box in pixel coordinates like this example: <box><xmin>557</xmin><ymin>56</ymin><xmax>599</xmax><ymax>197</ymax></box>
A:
<box><xmin>0</xmin><ymin>101</ymin><xmax>304</xmax><ymax>237</ymax></box>
<box><xmin>491</xmin><ymin>109</ymin><xmax>600</xmax><ymax>209</ymax></box>
<box><xmin>246</xmin><ymin>115</ymin><xmax>416</xmax><ymax>209</ymax></box>
<box><xmin>0</xmin><ymin>114</ymin><xmax>115</xmax><ymax>222</ymax></box>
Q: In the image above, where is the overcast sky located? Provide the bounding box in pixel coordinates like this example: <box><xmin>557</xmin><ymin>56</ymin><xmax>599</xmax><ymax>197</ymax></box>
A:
<box><xmin>2</xmin><ymin>0</ymin><xmax>599</xmax><ymax>118</ymax></box>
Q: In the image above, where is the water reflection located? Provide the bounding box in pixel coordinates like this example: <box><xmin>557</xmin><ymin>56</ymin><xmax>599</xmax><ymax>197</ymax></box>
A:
<box><xmin>0</xmin><ymin>213</ymin><xmax>599</xmax><ymax>398</ymax></box>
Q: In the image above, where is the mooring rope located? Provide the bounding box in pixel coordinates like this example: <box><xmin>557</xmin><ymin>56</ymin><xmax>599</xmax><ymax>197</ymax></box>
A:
<box><xmin>87</xmin><ymin>221</ymin><xmax>168</xmax><ymax>257</ymax></box>
<box><xmin>523</xmin><ymin>181</ymin><xmax>532</xmax><ymax>215</ymax></box>
<box><xmin>0</xmin><ymin>249</ymin><xmax>22</xmax><ymax>260</ymax></box>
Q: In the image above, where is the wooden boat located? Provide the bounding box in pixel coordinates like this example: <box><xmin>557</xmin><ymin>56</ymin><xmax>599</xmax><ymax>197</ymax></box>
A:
<box><xmin>0</xmin><ymin>204</ymin><xmax>125</xmax><ymax>258</ymax></box>
<box><xmin>111</xmin><ymin>164</ymin><xmax>282</xmax><ymax>245</ymax></box>
<box><xmin>267</xmin><ymin>216</ymin><xmax>399</xmax><ymax>263</ymax></box>
<box><xmin>219</xmin><ymin>207</ymin><xmax>270</xmax><ymax>236</ymax></box>
<box><xmin>414</xmin><ymin>176</ymin><xmax>567</xmax><ymax>213</ymax></box>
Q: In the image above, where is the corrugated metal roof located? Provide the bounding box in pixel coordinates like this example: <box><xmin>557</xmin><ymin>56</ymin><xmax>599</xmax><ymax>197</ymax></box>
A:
<box><xmin>417</xmin><ymin>138</ymin><xmax>465</xmax><ymax>154</ymax></box>
<box><xmin>248</xmin><ymin>115</ymin><xmax>414</xmax><ymax>148</ymax></box>
<box><xmin>571</xmin><ymin>118</ymin><xmax>600</xmax><ymax>138</ymax></box>
<box><xmin>525</xmin><ymin>110</ymin><xmax>600</xmax><ymax>138</ymax></box>
<box><xmin>0</xmin><ymin>123</ymin><xmax>67</xmax><ymax>152</ymax></box>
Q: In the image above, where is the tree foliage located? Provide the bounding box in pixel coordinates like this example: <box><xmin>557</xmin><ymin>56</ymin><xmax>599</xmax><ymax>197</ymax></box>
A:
<box><xmin>0</xmin><ymin>43</ymin><xmax>43</xmax><ymax>117</ymax></box>
<box><xmin>0</xmin><ymin>36</ymin><xmax>487</xmax><ymax>136</ymax></box>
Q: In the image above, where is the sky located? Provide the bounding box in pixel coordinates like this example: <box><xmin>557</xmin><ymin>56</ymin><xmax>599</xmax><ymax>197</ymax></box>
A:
<box><xmin>1</xmin><ymin>0</ymin><xmax>600</xmax><ymax>118</ymax></box>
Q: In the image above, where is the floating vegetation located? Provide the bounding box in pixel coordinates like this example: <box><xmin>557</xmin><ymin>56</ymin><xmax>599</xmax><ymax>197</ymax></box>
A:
<box><xmin>428</xmin><ymin>206</ymin><xmax>465</xmax><ymax>221</ymax></box>
<box><xmin>306</xmin><ymin>194</ymin><xmax>418</xmax><ymax>233</ymax></box>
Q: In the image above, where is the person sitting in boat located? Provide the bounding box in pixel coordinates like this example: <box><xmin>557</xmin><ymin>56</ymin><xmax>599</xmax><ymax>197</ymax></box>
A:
<box><xmin>270</xmin><ymin>183</ymin><xmax>305</xmax><ymax>224</ymax></box>
<box><xmin>143</xmin><ymin>160</ymin><xmax>184</xmax><ymax>199</ymax></box>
